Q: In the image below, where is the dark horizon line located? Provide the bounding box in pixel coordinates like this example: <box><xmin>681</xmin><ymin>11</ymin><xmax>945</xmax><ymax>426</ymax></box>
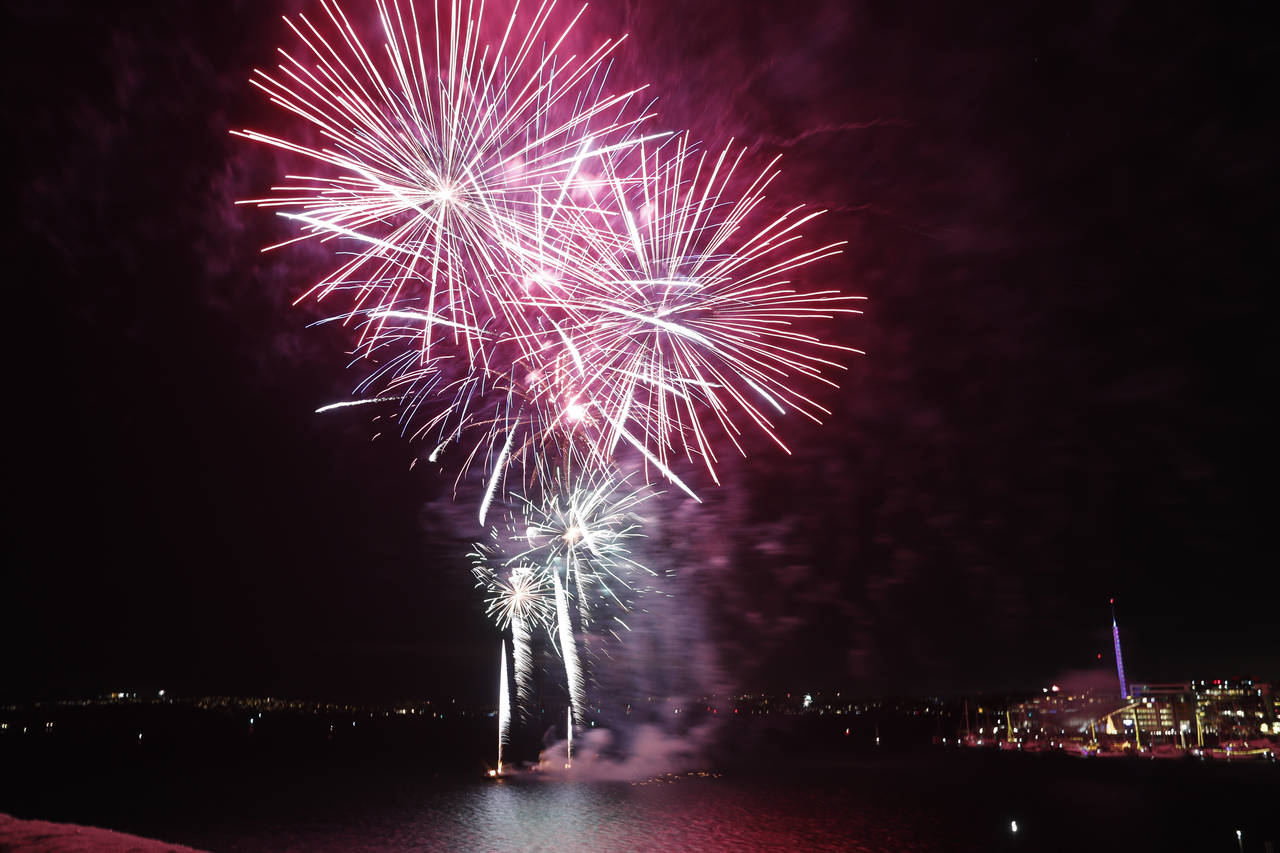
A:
<box><xmin>6</xmin><ymin>675</ymin><xmax>1275</xmax><ymax>711</ymax></box>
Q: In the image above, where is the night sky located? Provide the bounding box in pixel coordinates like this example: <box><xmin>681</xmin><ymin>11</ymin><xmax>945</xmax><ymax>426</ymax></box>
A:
<box><xmin>6</xmin><ymin>0</ymin><xmax>1275</xmax><ymax>705</ymax></box>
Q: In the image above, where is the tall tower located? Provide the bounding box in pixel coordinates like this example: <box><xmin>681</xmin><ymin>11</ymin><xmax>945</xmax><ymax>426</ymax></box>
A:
<box><xmin>1110</xmin><ymin>598</ymin><xmax>1129</xmax><ymax>699</ymax></box>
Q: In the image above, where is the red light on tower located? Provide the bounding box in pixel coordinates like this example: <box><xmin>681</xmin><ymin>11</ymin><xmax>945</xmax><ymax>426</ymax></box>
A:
<box><xmin>1097</xmin><ymin>653</ymin><xmax>1103</xmax><ymax>660</ymax></box>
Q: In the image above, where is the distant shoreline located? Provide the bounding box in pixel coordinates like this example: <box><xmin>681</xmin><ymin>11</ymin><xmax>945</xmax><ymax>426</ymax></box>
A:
<box><xmin>0</xmin><ymin>813</ymin><xmax>206</xmax><ymax>853</ymax></box>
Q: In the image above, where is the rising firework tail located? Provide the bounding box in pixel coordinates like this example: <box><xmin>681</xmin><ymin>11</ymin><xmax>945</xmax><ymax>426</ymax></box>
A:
<box><xmin>497</xmin><ymin>640</ymin><xmax>510</xmax><ymax>774</ymax></box>
<box><xmin>553</xmin><ymin>567</ymin><xmax>586</xmax><ymax>726</ymax></box>
<box><xmin>469</xmin><ymin>454</ymin><xmax>654</xmax><ymax>726</ymax></box>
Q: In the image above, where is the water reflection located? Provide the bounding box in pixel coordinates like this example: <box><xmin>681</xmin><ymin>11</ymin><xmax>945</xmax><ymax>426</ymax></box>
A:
<box><xmin>451</xmin><ymin>774</ymin><xmax>935</xmax><ymax>853</ymax></box>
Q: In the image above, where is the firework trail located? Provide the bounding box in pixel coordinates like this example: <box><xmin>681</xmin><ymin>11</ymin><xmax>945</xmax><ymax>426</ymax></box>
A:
<box><xmin>314</xmin><ymin>394</ymin><xmax>406</xmax><ymax>413</ymax></box>
<box><xmin>470</xmin><ymin>548</ymin><xmax>551</xmax><ymax>717</ymax></box>
<box><xmin>553</xmin><ymin>566</ymin><xmax>585</xmax><ymax>725</ymax></box>
<box><xmin>566</xmin><ymin>705</ymin><xmax>574</xmax><ymax>765</ymax></box>
<box><xmin>478</xmin><ymin>422</ymin><xmax>517</xmax><ymax>525</ymax></box>
<box><xmin>471</xmin><ymin>456</ymin><xmax>653</xmax><ymax>737</ymax></box>
<box><xmin>497</xmin><ymin>639</ymin><xmax>510</xmax><ymax>773</ymax></box>
<box><xmin>511</xmin><ymin>610</ymin><xmax>534</xmax><ymax>717</ymax></box>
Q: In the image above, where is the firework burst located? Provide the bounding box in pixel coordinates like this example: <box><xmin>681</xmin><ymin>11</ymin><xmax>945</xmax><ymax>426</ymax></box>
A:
<box><xmin>471</xmin><ymin>543</ymin><xmax>552</xmax><ymax>717</ymax></box>
<box><xmin>518</xmin><ymin>134</ymin><xmax>864</xmax><ymax>486</ymax></box>
<box><xmin>510</xmin><ymin>457</ymin><xmax>652</xmax><ymax>619</ymax></box>
<box><xmin>235</xmin><ymin>0</ymin><xmax>661</xmax><ymax>363</ymax></box>
<box><xmin>472</xmin><ymin>554</ymin><xmax>554</xmax><ymax>632</ymax></box>
<box><xmin>240</xmin><ymin>0</ymin><xmax>859</xmax><ymax>765</ymax></box>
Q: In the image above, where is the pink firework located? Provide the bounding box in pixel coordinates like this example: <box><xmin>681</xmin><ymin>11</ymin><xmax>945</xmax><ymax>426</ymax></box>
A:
<box><xmin>235</xmin><ymin>0</ymin><xmax>659</xmax><ymax>363</ymax></box>
<box><xmin>239</xmin><ymin>0</ymin><xmax>859</xmax><ymax>500</ymax></box>
<box><xmin>518</xmin><ymin>134</ymin><xmax>864</xmax><ymax>487</ymax></box>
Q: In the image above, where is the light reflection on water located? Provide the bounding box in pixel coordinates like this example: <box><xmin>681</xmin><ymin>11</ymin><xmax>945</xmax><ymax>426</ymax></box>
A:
<box><xmin>218</xmin><ymin>770</ymin><xmax>960</xmax><ymax>853</ymax></box>
<box><xmin>179</xmin><ymin>753</ymin><xmax>1278</xmax><ymax>852</ymax></box>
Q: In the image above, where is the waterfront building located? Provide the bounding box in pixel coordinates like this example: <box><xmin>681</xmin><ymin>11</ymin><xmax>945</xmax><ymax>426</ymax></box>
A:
<box><xmin>1130</xmin><ymin>683</ymin><xmax>1195</xmax><ymax>745</ymax></box>
<box><xmin>1193</xmin><ymin>679</ymin><xmax>1273</xmax><ymax>740</ymax></box>
<box><xmin>1007</xmin><ymin>689</ymin><xmax>1127</xmax><ymax>741</ymax></box>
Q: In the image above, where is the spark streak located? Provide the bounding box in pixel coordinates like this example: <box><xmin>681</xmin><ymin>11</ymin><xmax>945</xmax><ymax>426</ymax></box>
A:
<box><xmin>553</xmin><ymin>567</ymin><xmax>585</xmax><ymax>725</ymax></box>
<box><xmin>315</xmin><ymin>395</ymin><xmax>405</xmax><ymax>413</ymax></box>
<box><xmin>498</xmin><ymin>639</ymin><xmax>510</xmax><ymax>774</ymax></box>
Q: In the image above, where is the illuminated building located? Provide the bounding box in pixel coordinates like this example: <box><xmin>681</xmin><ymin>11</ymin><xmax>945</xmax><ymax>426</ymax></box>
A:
<box><xmin>1193</xmin><ymin>679</ymin><xmax>1273</xmax><ymax>739</ymax></box>
<box><xmin>1007</xmin><ymin>690</ymin><xmax>1126</xmax><ymax>740</ymax></box>
<box><xmin>1130</xmin><ymin>683</ymin><xmax>1195</xmax><ymax>745</ymax></box>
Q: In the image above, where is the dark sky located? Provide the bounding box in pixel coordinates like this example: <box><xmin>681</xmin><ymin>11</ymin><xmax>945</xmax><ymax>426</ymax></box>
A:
<box><xmin>5</xmin><ymin>0</ymin><xmax>1276</xmax><ymax>704</ymax></box>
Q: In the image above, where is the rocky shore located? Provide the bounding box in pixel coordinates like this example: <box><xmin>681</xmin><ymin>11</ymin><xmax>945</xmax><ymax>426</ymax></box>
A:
<box><xmin>0</xmin><ymin>813</ymin><xmax>205</xmax><ymax>852</ymax></box>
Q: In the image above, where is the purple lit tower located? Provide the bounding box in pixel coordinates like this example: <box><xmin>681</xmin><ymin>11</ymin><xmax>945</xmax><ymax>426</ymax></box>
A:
<box><xmin>1110</xmin><ymin>598</ymin><xmax>1129</xmax><ymax>698</ymax></box>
